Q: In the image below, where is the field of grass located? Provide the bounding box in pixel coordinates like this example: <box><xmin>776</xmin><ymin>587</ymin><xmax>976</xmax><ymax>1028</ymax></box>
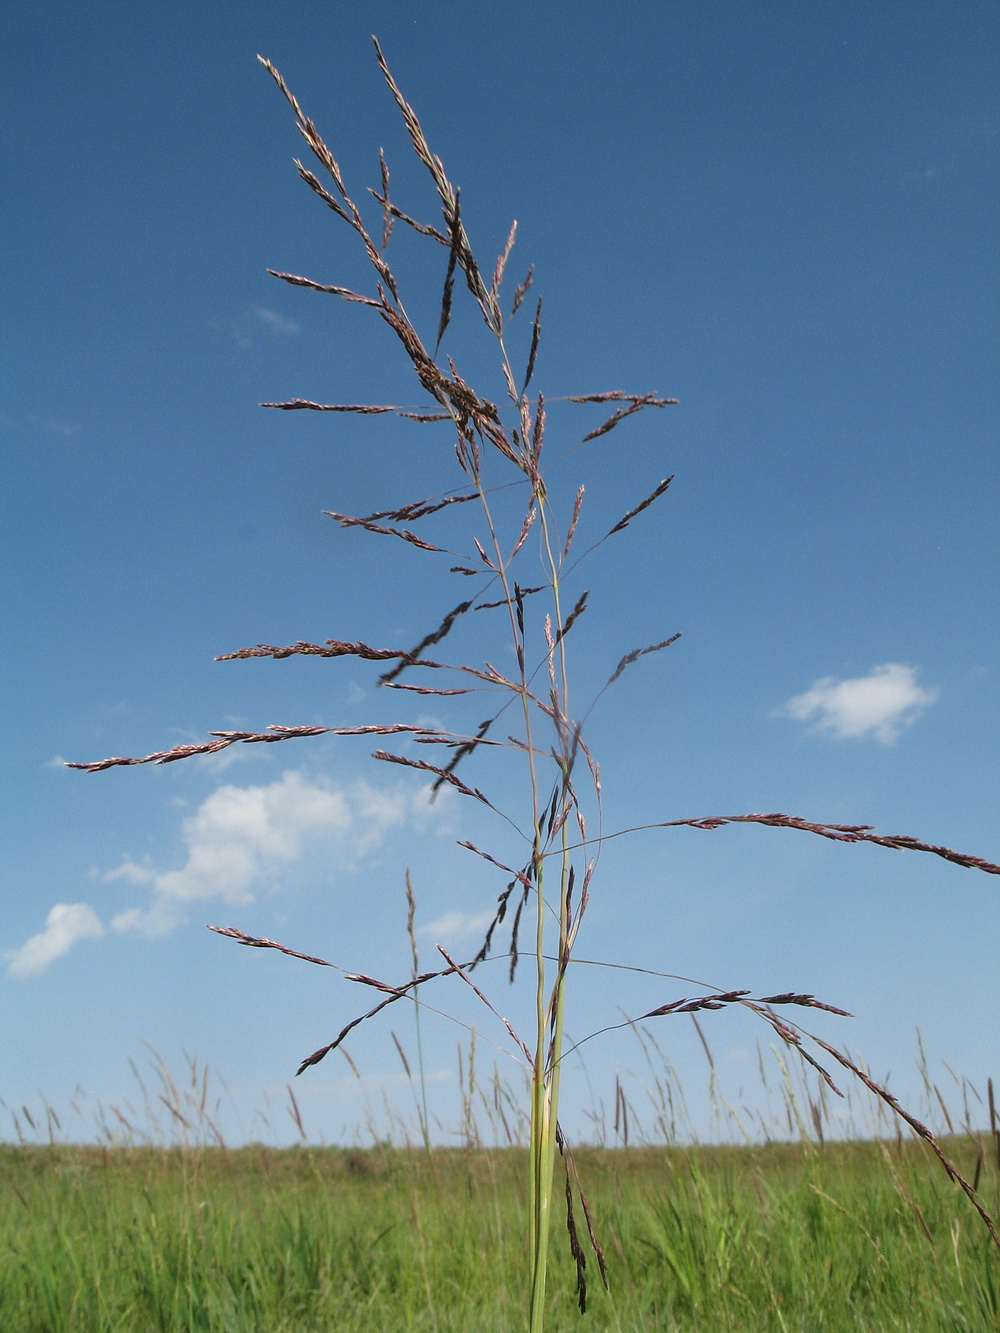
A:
<box><xmin>3</xmin><ymin>1128</ymin><xmax>999</xmax><ymax>1331</ymax></box>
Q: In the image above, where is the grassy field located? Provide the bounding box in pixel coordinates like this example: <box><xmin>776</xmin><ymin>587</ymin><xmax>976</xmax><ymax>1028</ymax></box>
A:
<box><xmin>3</xmin><ymin>1131</ymin><xmax>999</xmax><ymax>1331</ymax></box>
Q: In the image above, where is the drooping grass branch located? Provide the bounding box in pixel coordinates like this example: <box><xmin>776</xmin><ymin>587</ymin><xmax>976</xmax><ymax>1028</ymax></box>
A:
<box><xmin>70</xmin><ymin>36</ymin><xmax>1000</xmax><ymax>1327</ymax></box>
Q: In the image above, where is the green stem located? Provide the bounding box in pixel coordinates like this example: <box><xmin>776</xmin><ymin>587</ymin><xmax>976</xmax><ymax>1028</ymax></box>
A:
<box><xmin>528</xmin><ymin>500</ymin><xmax>577</xmax><ymax>1332</ymax></box>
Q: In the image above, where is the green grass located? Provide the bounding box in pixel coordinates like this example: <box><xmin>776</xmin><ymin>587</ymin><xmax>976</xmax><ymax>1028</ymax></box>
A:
<box><xmin>3</xmin><ymin>1135</ymin><xmax>998</xmax><ymax>1331</ymax></box>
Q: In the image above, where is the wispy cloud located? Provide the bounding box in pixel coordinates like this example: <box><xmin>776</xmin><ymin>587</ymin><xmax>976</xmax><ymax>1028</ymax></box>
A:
<box><xmin>6</xmin><ymin>904</ymin><xmax>104</xmax><ymax>979</ymax></box>
<box><xmin>418</xmin><ymin>909</ymin><xmax>496</xmax><ymax>946</ymax></box>
<box><xmin>906</xmin><ymin>161</ymin><xmax>951</xmax><ymax>184</ymax></box>
<box><xmin>101</xmin><ymin>859</ymin><xmax>156</xmax><ymax>885</ymax></box>
<box><xmin>218</xmin><ymin>307</ymin><xmax>300</xmax><ymax>350</ymax></box>
<box><xmin>0</xmin><ymin>411</ymin><xmax>79</xmax><ymax>437</ymax></box>
<box><xmin>255</xmin><ymin>307</ymin><xmax>300</xmax><ymax>338</ymax></box>
<box><xmin>776</xmin><ymin>663</ymin><xmax>937</xmax><ymax>744</ymax></box>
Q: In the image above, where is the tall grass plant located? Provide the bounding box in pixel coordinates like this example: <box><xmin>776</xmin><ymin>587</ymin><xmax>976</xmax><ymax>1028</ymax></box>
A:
<box><xmin>69</xmin><ymin>37</ymin><xmax>1000</xmax><ymax>1325</ymax></box>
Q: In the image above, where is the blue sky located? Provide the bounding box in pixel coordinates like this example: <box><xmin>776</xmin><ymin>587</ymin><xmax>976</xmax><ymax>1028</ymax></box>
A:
<box><xmin>3</xmin><ymin>1</ymin><xmax>998</xmax><ymax>1147</ymax></box>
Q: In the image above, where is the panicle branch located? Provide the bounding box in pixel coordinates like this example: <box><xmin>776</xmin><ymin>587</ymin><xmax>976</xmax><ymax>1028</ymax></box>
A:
<box><xmin>666</xmin><ymin>812</ymin><xmax>1000</xmax><ymax>875</ymax></box>
<box><xmin>67</xmin><ymin>722</ymin><xmax>449</xmax><ymax>772</ymax></box>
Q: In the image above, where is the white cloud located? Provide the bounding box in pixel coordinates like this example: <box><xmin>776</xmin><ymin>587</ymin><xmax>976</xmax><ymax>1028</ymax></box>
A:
<box><xmin>101</xmin><ymin>859</ymin><xmax>156</xmax><ymax>885</ymax></box>
<box><xmin>418</xmin><ymin>909</ymin><xmax>496</xmax><ymax>946</ymax></box>
<box><xmin>110</xmin><ymin>770</ymin><xmax>439</xmax><ymax>938</ymax></box>
<box><xmin>2</xmin><ymin>411</ymin><xmax>80</xmax><ymax>438</ymax></box>
<box><xmin>9</xmin><ymin>771</ymin><xmax>449</xmax><ymax>973</ymax></box>
<box><xmin>255</xmin><ymin>307</ymin><xmax>300</xmax><ymax>338</ymax></box>
<box><xmin>6</xmin><ymin>903</ymin><xmax>104</xmax><ymax>980</ymax></box>
<box><xmin>907</xmin><ymin>162</ymin><xmax>949</xmax><ymax>183</ymax></box>
<box><xmin>777</xmin><ymin>663</ymin><xmax>937</xmax><ymax>744</ymax></box>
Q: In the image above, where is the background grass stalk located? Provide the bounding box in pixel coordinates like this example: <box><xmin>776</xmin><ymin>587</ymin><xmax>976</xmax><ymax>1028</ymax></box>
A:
<box><xmin>404</xmin><ymin>872</ymin><xmax>432</xmax><ymax>1153</ymax></box>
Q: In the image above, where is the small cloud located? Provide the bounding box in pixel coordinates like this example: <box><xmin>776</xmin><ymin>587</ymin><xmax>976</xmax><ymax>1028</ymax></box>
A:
<box><xmin>906</xmin><ymin>161</ymin><xmax>951</xmax><ymax>184</ymax></box>
<box><xmin>107</xmin><ymin>770</ymin><xmax>446</xmax><ymax>939</ymax></box>
<box><xmin>16</xmin><ymin>771</ymin><xmax>451</xmax><ymax>974</ymax></box>
<box><xmin>6</xmin><ymin>903</ymin><xmax>104</xmax><ymax>979</ymax></box>
<box><xmin>777</xmin><ymin>663</ymin><xmax>937</xmax><ymax>744</ymax></box>
<box><xmin>39</xmin><ymin>416</ymin><xmax>78</xmax><ymax>437</ymax></box>
<box><xmin>1</xmin><ymin>412</ymin><xmax>79</xmax><ymax>438</ymax></box>
<box><xmin>111</xmin><ymin>770</ymin><xmax>353</xmax><ymax>937</ymax></box>
<box><xmin>255</xmin><ymin>307</ymin><xmax>300</xmax><ymax>338</ymax></box>
<box><xmin>418</xmin><ymin>909</ymin><xmax>496</xmax><ymax>946</ymax></box>
<box><xmin>101</xmin><ymin>859</ymin><xmax>156</xmax><ymax>886</ymax></box>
